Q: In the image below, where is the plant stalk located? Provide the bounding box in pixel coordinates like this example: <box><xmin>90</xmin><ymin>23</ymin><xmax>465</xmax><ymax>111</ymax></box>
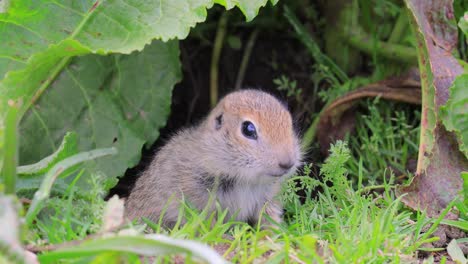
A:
<box><xmin>210</xmin><ymin>12</ymin><xmax>228</xmax><ymax>108</ymax></box>
<box><xmin>25</xmin><ymin>147</ymin><xmax>117</xmax><ymax>226</ymax></box>
<box><xmin>235</xmin><ymin>28</ymin><xmax>259</xmax><ymax>90</ymax></box>
<box><xmin>301</xmin><ymin>84</ymin><xmax>421</xmax><ymax>150</ymax></box>
<box><xmin>2</xmin><ymin>99</ymin><xmax>20</xmax><ymax>194</ymax></box>
<box><xmin>301</xmin><ymin>112</ymin><xmax>321</xmax><ymax>151</ymax></box>
<box><xmin>344</xmin><ymin>26</ymin><xmax>417</xmax><ymax>64</ymax></box>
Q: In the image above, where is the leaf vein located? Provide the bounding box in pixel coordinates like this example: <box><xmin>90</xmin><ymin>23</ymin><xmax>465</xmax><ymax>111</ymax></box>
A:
<box><xmin>66</xmin><ymin>68</ymin><xmax>98</xmax><ymax>148</ymax></box>
<box><xmin>0</xmin><ymin>20</ymin><xmax>50</xmax><ymax>44</ymax></box>
<box><xmin>50</xmin><ymin>1</ymin><xmax>86</xmax><ymax>16</ymax></box>
<box><xmin>31</xmin><ymin>107</ymin><xmax>57</xmax><ymax>151</ymax></box>
<box><xmin>0</xmin><ymin>55</ymin><xmax>28</xmax><ymax>64</ymax></box>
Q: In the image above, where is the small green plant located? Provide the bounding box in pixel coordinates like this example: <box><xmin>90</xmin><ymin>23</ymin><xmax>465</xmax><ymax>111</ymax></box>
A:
<box><xmin>346</xmin><ymin>99</ymin><xmax>420</xmax><ymax>184</ymax></box>
<box><xmin>274</xmin><ymin>75</ymin><xmax>302</xmax><ymax>99</ymax></box>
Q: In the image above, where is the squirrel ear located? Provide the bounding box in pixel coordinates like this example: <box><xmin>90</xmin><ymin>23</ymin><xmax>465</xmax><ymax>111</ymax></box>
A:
<box><xmin>215</xmin><ymin>113</ymin><xmax>223</xmax><ymax>130</ymax></box>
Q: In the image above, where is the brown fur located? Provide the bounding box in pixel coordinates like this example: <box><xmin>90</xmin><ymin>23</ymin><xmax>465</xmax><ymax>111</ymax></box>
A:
<box><xmin>125</xmin><ymin>89</ymin><xmax>302</xmax><ymax>227</ymax></box>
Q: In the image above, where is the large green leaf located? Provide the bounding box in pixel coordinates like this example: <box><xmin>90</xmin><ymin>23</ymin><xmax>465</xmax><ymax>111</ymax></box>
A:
<box><xmin>0</xmin><ymin>0</ymin><xmax>212</xmax><ymax>78</ymax></box>
<box><xmin>0</xmin><ymin>0</ymin><xmax>277</xmax><ymax>77</ymax></box>
<box><xmin>440</xmin><ymin>74</ymin><xmax>468</xmax><ymax>158</ymax></box>
<box><xmin>0</xmin><ymin>0</ymin><xmax>276</xmax><ymax>78</ymax></box>
<box><xmin>0</xmin><ymin>0</ymin><xmax>213</xmax><ymax>119</ymax></box>
<box><xmin>18</xmin><ymin>40</ymin><xmax>180</xmax><ymax>192</ymax></box>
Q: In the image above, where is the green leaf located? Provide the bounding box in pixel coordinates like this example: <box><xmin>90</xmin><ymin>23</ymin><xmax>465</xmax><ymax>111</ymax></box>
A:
<box><xmin>440</xmin><ymin>219</ymin><xmax>468</xmax><ymax>232</ymax></box>
<box><xmin>0</xmin><ymin>39</ymin><xmax>91</xmax><ymax>118</ymax></box>
<box><xmin>440</xmin><ymin>74</ymin><xmax>468</xmax><ymax>158</ymax></box>
<box><xmin>227</xmin><ymin>35</ymin><xmax>242</xmax><ymax>50</ymax></box>
<box><xmin>0</xmin><ymin>0</ymin><xmax>275</xmax><ymax>73</ymax></box>
<box><xmin>0</xmin><ymin>0</ymin><xmax>213</xmax><ymax>77</ymax></box>
<box><xmin>19</xmin><ymin>40</ymin><xmax>180</xmax><ymax>193</ymax></box>
<box><xmin>38</xmin><ymin>235</ymin><xmax>226</xmax><ymax>264</ymax></box>
<box><xmin>216</xmin><ymin>0</ymin><xmax>278</xmax><ymax>21</ymax></box>
<box><xmin>0</xmin><ymin>0</ymin><xmax>274</xmax><ymax>79</ymax></box>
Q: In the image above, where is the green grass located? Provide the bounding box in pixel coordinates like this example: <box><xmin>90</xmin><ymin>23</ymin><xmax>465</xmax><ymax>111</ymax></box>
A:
<box><xmin>278</xmin><ymin>141</ymin><xmax>432</xmax><ymax>263</ymax></box>
<box><xmin>9</xmin><ymin>98</ymin><xmax>443</xmax><ymax>263</ymax></box>
<box><xmin>22</xmin><ymin>140</ymin><xmax>440</xmax><ymax>263</ymax></box>
<box><xmin>28</xmin><ymin>171</ymin><xmax>105</xmax><ymax>245</ymax></box>
<box><xmin>0</xmin><ymin>94</ymin><xmax>441</xmax><ymax>263</ymax></box>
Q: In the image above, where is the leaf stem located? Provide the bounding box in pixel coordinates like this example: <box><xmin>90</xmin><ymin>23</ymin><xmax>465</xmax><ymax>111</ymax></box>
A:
<box><xmin>25</xmin><ymin>147</ymin><xmax>117</xmax><ymax>226</ymax></box>
<box><xmin>301</xmin><ymin>111</ymin><xmax>321</xmax><ymax>151</ymax></box>
<box><xmin>301</xmin><ymin>82</ymin><xmax>421</xmax><ymax>150</ymax></box>
<box><xmin>20</xmin><ymin>0</ymin><xmax>103</xmax><ymax>118</ymax></box>
<box><xmin>344</xmin><ymin>26</ymin><xmax>417</xmax><ymax>64</ymax></box>
<box><xmin>69</xmin><ymin>0</ymin><xmax>104</xmax><ymax>40</ymax></box>
<box><xmin>235</xmin><ymin>28</ymin><xmax>259</xmax><ymax>90</ymax></box>
<box><xmin>23</xmin><ymin>56</ymin><xmax>72</xmax><ymax>118</ymax></box>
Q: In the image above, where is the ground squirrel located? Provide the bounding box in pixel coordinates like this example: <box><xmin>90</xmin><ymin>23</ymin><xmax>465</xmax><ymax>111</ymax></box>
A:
<box><xmin>125</xmin><ymin>89</ymin><xmax>302</xmax><ymax>227</ymax></box>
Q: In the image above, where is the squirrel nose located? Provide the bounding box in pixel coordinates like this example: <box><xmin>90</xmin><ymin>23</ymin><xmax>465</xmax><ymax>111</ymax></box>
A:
<box><xmin>278</xmin><ymin>160</ymin><xmax>294</xmax><ymax>170</ymax></box>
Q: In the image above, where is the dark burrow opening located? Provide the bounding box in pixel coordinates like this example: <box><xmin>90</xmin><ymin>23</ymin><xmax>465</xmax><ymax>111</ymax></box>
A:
<box><xmin>109</xmin><ymin>4</ymin><xmax>324</xmax><ymax>199</ymax></box>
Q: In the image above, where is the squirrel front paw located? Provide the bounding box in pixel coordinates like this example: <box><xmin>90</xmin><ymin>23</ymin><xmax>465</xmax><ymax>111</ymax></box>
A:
<box><xmin>260</xmin><ymin>201</ymin><xmax>283</xmax><ymax>228</ymax></box>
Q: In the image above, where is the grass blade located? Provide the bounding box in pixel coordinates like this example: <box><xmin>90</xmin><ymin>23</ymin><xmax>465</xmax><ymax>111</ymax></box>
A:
<box><xmin>284</xmin><ymin>5</ymin><xmax>348</xmax><ymax>83</ymax></box>
<box><xmin>440</xmin><ymin>219</ymin><xmax>468</xmax><ymax>232</ymax></box>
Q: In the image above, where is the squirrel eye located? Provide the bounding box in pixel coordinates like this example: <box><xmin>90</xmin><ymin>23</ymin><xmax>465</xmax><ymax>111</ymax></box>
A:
<box><xmin>241</xmin><ymin>121</ymin><xmax>257</xmax><ymax>140</ymax></box>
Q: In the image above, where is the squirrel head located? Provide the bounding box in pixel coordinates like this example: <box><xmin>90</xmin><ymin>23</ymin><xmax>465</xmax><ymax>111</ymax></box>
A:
<box><xmin>202</xmin><ymin>89</ymin><xmax>302</xmax><ymax>183</ymax></box>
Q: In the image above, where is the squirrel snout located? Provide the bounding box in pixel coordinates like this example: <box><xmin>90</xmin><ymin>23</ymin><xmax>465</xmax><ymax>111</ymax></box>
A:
<box><xmin>278</xmin><ymin>161</ymin><xmax>294</xmax><ymax>170</ymax></box>
<box><xmin>269</xmin><ymin>158</ymin><xmax>296</xmax><ymax>177</ymax></box>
